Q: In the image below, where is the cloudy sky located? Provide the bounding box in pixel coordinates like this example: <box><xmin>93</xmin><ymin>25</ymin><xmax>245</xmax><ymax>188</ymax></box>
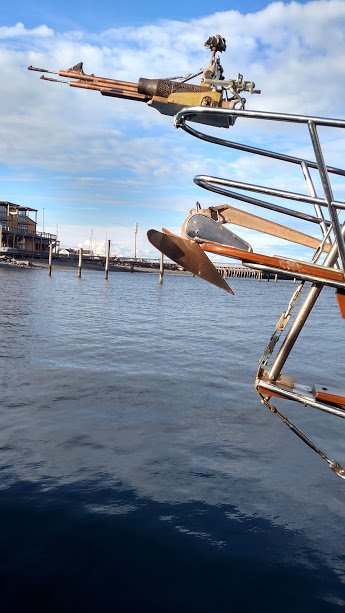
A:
<box><xmin>1</xmin><ymin>0</ymin><xmax>345</xmax><ymax>257</ymax></box>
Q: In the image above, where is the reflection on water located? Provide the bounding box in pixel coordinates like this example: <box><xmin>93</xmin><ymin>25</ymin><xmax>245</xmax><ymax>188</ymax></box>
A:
<box><xmin>1</xmin><ymin>268</ymin><xmax>345</xmax><ymax>611</ymax></box>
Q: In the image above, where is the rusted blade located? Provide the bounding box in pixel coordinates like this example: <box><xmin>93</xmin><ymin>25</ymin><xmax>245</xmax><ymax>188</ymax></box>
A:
<box><xmin>147</xmin><ymin>229</ymin><xmax>233</xmax><ymax>294</ymax></box>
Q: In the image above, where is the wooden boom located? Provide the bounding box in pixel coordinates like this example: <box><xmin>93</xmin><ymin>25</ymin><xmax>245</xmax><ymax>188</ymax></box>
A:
<box><xmin>200</xmin><ymin>242</ymin><xmax>345</xmax><ymax>287</ymax></box>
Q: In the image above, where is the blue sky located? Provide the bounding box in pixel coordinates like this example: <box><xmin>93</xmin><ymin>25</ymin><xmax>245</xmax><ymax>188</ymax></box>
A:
<box><xmin>1</xmin><ymin>0</ymin><xmax>345</xmax><ymax>257</ymax></box>
<box><xmin>2</xmin><ymin>1</ymin><xmax>302</xmax><ymax>30</ymax></box>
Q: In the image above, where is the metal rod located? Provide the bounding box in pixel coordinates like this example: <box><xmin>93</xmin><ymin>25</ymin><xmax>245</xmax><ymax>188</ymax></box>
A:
<box><xmin>194</xmin><ymin>176</ymin><xmax>330</xmax><ymax>226</ymax></box>
<box><xmin>193</xmin><ymin>174</ymin><xmax>345</xmax><ymax>210</ymax></box>
<box><xmin>268</xmin><ymin>227</ymin><xmax>345</xmax><ymax>381</ymax></box>
<box><xmin>308</xmin><ymin>121</ymin><xmax>345</xmax><ymax>268</ymax></box>
<box><xmin>175</xmin><ymin>106</ymin><xmax>345</xmax><ymax>130</ymax></box>
<box><xmin>301</xmin><ymin>161</ymin><xmax>330</xmax><ymax>238</ymax></box>
<box><xmin>175</xmin><ymin>108</ymin><xmax>345</xmax><ymax>177</ymax></box>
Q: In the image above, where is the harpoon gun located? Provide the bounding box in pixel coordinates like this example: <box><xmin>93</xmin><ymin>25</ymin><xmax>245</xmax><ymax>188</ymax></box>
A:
<box><xmin>28</xmin><ymin>35</ymin><xmax>260</xmax><ymax>128</ymax></box>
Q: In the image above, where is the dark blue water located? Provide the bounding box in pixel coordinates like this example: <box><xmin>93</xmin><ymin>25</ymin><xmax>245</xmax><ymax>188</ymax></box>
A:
<box><xmin>1</xmin><ymin>267</ymin><xmax>345</xmax><ymax>612</ymax></box>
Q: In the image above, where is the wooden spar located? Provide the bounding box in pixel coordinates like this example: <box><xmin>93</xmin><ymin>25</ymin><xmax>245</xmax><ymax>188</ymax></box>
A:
<box><xmin>200</xmin><ymin>242</ymin><xmax>345</xmax><ymax>284</ymax></box>
<box><xmin>196</xmin><ymin>205</ymin><xmax>332</xmax><ymax>252</ymax></box>
<box><xmin>315</xmin><ymin>388</ymin><xmax>345</xmax><ymax>409</ymax></box>
<box><xmin>336</xmin><ymin>289</ymin><xmax>345</xmax><ymax>318</ymax></box>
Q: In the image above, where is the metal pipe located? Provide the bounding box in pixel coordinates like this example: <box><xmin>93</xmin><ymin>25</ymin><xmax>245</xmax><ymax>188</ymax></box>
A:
<box><xmin>193</xmin><ymin>174</ymin><xmax>343</xmax><ymax>208</ymax></box>
<box><xmin>193</xmin><ymin>176</ymin><xmax>330</xmax><ymax>225</ymax></box>
<box><xmin>175</xmin><ymin>106</ymin><xmax>345</xmax><ymax>130</ymax></box>
<box><xmin>268</xmin><ymin>226</ymin><xmax>345</xmax><ymax>381</ymax></box>
<box><xmin>175</xmin><ymin>108</ymin><xmax>345</xmax><ymax>177</ymax></box>
<box><xmin>308</xmin><ymin>121</ymin><xmax>345</xmax><ymax>268</ymax></box>
<box><xmin>301</xmin><ymin>161</ymin><xmax>330</xmax><ymax>238</ymax></box>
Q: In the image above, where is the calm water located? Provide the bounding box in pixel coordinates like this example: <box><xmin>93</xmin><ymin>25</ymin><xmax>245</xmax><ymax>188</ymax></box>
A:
<box><xmin>1</xmin><ymin>266</ymin><xmax>345</xmax><ymax>612</ymax></box>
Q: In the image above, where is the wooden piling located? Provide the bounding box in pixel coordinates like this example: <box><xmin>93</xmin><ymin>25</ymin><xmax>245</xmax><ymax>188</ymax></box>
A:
<box><xmin>77</xmin><ymin>248</ymin><xmax>83</xmax><ymax>278</ymax></box>
<box><xmin>105</xmin><ymin>239</ymin><xmax>111</xmax><ymax>280</ymax></box>
<box><xmin>159</xmin><ymin>252</ymin><xmax>164</xmax><ymax>284</ymax></box>
<box><xmin>48</xmin><ymin>242</ymin><xmax>53</xmax><ymax>276</ymax></box>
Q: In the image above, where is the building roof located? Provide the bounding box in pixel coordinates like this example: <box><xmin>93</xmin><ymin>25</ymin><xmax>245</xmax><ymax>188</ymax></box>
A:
<box><xmin>0</xmin><ymin>201</ymin><xmax>37</xmax><ymax>213</ymax></box>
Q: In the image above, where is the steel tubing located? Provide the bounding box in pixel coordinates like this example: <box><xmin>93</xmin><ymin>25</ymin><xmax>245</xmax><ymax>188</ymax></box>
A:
<box><xmin>268</xmin><ymin>225</ymin><xmax>345</xmax><ymax>381</ymax></box>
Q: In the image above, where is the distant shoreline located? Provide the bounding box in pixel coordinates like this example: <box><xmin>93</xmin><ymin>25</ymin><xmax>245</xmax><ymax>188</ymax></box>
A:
<box><xmin>0</xmin><ymin>256</ymin><xmax>189</xmax><ymax>274</ymax></box>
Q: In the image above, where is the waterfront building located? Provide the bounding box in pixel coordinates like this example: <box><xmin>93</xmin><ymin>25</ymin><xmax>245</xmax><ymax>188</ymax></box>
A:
<box><xmin>0</xmin><ymin>201</ymin><xmax>58</xmax><ymax>255</ymax></box>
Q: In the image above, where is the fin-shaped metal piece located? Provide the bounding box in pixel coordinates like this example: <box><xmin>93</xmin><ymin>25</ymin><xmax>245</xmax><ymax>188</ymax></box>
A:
<box><xmin>147</xmin><ymin>229</ymin><xmax>233</xmax><ymax>294</ymax></box>
<box><xmin>184</xmin><ymin>213</ymin><xmax>252</xmax><ymax>251</ymax></box>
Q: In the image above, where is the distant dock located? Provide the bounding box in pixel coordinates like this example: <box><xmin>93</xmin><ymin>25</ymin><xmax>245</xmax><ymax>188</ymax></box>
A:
<box><xmin>0</xmin><ymin>252</ymin><xmax>291</xmax><ymax>280</ymax></box>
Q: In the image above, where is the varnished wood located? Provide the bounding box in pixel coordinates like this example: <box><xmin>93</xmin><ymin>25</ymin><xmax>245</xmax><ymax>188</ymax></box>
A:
<box><xmin>200</xmin><ymin>242</ymin><xmax>345</xmax><ymax>284</ymax></box>
<box><xmin>336</xmin><ymin>289</ymin><xmax>345</xmax><ymax>318</ymax></box>
<box><xmin>315</xmin><ymin>388</ymin><xmax>345</xmax><ymax>409</ymax></box>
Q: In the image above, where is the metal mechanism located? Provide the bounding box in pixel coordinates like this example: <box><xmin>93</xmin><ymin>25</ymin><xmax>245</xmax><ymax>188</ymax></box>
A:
<box><xmin>28</xmin><ymin>36</ymin><xmax>260</xmax><ymax>129</ymax></box>
<box><xmin>148</xmin><ymin>106</ymin><xmax>345</xmax><ymax>477</ymax></box>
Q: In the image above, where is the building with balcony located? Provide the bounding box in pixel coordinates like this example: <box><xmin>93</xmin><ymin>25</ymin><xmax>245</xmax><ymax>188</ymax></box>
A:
<box><xmin>0</xmin><ymin>201</ymin><xmax>58</xmax><ymax>255</ymax></box>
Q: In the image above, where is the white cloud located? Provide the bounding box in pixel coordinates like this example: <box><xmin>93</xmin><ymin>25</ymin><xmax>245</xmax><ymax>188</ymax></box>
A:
<box><xmin>0</xmin><ymin>22</ymin><xmax>53</xmax><ymax>39</ymax></box>
<box><xmin>1</xmin><ymin>2</ymin><xmax>345</xmax><ymax>255</ymax></box>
